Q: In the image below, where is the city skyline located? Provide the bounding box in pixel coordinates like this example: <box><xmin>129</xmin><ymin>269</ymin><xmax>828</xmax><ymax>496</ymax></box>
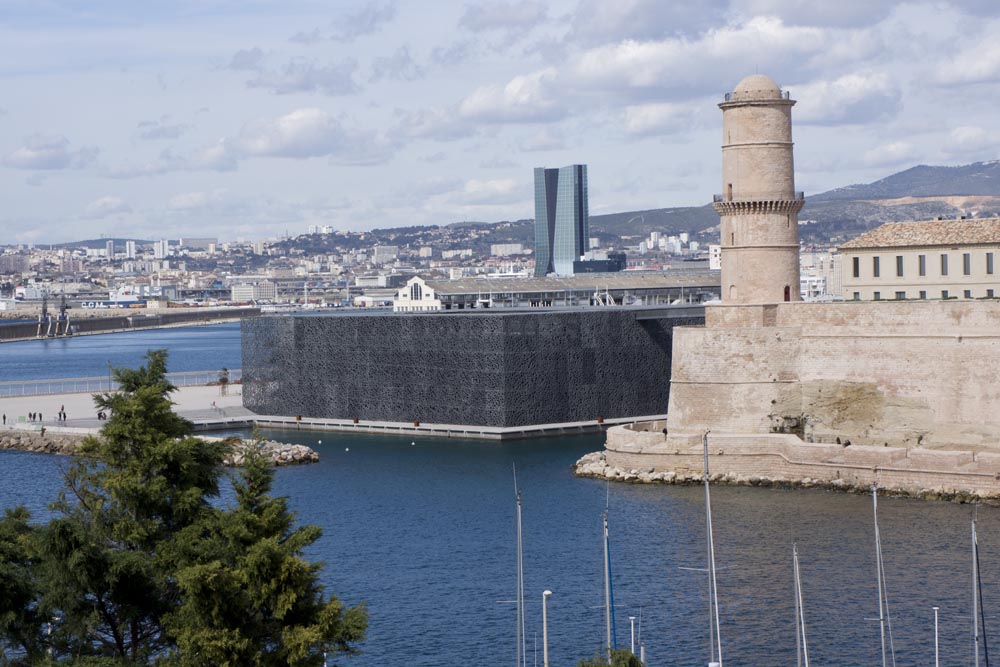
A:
<box><xmin>2</xmin><ymin>0</ymin><xmax>999</xmax><ymax>244</ymax></box>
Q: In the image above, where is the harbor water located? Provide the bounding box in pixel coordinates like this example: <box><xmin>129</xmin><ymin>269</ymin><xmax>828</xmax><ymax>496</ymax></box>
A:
<box><xmin>0</xmin><ymin>321</ymin><xmax>242</xmax><ymax>381</ymax></box>
<box><xmin>1</xmin><ymin>324</ymin><xmax>998</xmax><ymax>665</ymax></box>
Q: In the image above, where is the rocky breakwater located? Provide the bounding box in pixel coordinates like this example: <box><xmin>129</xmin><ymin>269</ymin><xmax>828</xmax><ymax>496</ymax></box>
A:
<box><xmin>222</xmin><ymin>438</ymin><xmax>319</xmax><ymax>466</ymax></box>
<box><xmin>0</xmin><ymin>430</ymin><xmax>83</xmax><ymax>456</ymax></box>
<box><xmin>573</xmin><ymin>450</ymin><xmax>1000</xmax><ymax>504</ymax></box>
<box><xmin>0</xmin><ymin>429</ymin><xmax>319</xmax><ymax>467</ymax></box>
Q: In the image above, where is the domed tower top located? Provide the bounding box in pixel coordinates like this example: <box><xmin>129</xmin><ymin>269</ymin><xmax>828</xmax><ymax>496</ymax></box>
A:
<box><xmin>714</xmin><ymin>73</ymin><xmax>802</xmax><ymax>304</ymax></box>
<box><xmin>727</xmin><ymin>74</ymin><xmax>785</xmax><ymax>102</ymax></box>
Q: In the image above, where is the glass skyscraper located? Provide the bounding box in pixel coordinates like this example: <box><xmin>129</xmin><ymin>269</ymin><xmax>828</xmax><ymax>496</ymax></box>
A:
<box><xmin>533</xmin><ymin>164</ymin><xmax>589</xmax><ymax>277</ymax></box>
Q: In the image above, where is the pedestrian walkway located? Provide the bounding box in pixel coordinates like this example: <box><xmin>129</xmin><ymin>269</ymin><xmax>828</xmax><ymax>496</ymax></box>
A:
<box><xmin>0</xmin><ymin>385</ymin><xmax>247</xmax><ymax>434</ymax></box>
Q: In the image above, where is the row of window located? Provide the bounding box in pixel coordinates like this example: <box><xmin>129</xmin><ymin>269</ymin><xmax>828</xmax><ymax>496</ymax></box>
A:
<box><xmin>853</xmin><ymin>289</ymin><xmax>997</xmax><ymax>300</ymax></box>
<box><xmin>852</xmin><ymin>252</ymin><xmax>995</xmax><ymax>279</ymax></box>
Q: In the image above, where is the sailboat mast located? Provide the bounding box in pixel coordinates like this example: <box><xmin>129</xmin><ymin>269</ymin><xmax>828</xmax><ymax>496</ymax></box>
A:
<box><xmin>514</xmin><ymin>466</ymin><xmax>526</xmax><ymax>667</ymax></box>
<box><xmin>794</xmin><ymin>544</ymin><xmax>810</xmax><ymax>667</ymax></box>
<box><xmin>604</xmin><ymin>511</ymin><xmax>612</xmax><ymax>661</ymax></box>
<box><xmin>873</xmin><ymin>486</ymin><xmax>887</xmax><ymax>667</ymax></box>
<box><xmin>794</xmin><ymin>544</ymin><xmax>802</xmax><ymax>667</ymax></box>
<box><xmin>703</xmin><ymin>432</ymin><xmax>723</xmax><ymax>667</ymax></box>
<box><xmin>974</xmin><ymin>510</ymin><xmax>981</xmax><ymax>667</ymax></box>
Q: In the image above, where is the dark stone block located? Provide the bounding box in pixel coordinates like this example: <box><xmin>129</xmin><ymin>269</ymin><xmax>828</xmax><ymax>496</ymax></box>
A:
<box><xmin>242</xmin><ymin>309</ymin><xmax>703</xmax><ymax>428</ymax></box>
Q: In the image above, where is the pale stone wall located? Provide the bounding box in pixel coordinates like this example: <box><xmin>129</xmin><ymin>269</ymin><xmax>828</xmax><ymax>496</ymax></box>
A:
<box><xmin>597</xmin><ymin>428</ymin><xmax>1000</xmax><ymax>498</ymax></box>
<box><xmin>666</xmin><ymin>300</ymin><xmax>1000</xmax><ymax>450</ymax></box>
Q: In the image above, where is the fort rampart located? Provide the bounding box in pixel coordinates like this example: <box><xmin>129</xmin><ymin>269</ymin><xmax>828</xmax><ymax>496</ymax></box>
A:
<box><xmin>597</xmin><ymin>299</ymin><xmax>1000</xmax><ymax>497</ymax></box>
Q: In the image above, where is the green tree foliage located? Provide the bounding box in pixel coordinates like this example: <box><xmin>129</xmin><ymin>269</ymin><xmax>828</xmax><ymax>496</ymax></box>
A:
<box><xmin>0</xmin><ymin>507</ymin><xmax>44</xmax><ymax>665</ymax></box>
<box><xmin>161</xmin><ymin>438</ymin><xmax>366</xmax><ymax>667</ymax></box>
<box><xmin>40</xmin><ymin>350</ymin><xmax>226</xmax><ymax>662</ymax></box>
<box><xmin>576</xmin><ymin>648</ymin><xmax>644</xmax><ymax>667</ymax></box>
<box><xmin>0</xmin><ymin>351</ymin><xmax>365</xmax><ymax>665</ymax></box>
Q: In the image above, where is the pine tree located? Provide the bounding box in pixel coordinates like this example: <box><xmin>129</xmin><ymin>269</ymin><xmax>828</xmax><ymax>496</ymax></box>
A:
<box><xmin>162</xmin><ymin>437</ymin><xmax>367</xmax><ymax>666</ymax></box>
<box><xmin>40</xmin><ymin>350</ymin><xmax>227</xmax><ymax>662</ymax></box>
<box><xmin>0</xmin><ymin>506</ymin><xmax>44</xmax><ymax>666</ymax></box>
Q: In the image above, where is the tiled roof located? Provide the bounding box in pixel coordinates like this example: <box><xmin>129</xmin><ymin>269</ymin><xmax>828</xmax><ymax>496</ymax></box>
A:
<box><xmin>839</xmin><ymin>217</ymin><xmax>1000</xmax><ymax>250</ymax></box>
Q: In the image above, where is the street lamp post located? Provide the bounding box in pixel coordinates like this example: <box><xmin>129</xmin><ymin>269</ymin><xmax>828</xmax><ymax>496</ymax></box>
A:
<box><xmin>542</xmin><ymin>590</ymin><xmax>552</xmax><ymax>667</ymax></box>
<box><xmin>629</xmin><ymin>616</ymin><xmax>636</xmax><ymax>655</ymax></box>
<box><xmin>933</xmin><ymin>606</ymin><xmax>940</xmax><ymax>667</ymax></box>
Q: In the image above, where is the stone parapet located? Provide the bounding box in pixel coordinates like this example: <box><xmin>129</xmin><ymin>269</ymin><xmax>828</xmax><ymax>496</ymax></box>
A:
<box><xmin>588</xmin><ymin>428</ymin><xmax>1000</xmax><ymax>499</ymax></box>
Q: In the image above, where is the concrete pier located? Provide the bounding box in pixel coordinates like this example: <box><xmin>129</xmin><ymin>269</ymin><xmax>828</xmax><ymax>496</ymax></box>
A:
<box><xmin>0</xmin><ymin>385</ymin><xmax>648</xmax><ymax>441</ymax></box>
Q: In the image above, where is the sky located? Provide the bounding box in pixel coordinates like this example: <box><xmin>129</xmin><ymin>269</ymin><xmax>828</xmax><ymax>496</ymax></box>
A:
<box><xmin>2</xmin><ymin>0</ymin><xmax>1000</xmax><ymax>244</ymax></box>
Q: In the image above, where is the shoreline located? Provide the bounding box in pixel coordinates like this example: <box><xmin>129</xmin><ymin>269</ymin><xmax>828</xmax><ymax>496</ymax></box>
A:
<box><xmin>0</xmin><ymin>427</ymin><xmax>318</xmax><ymax>466</ymax></box>
<box><xmin>584</xmin><ymin>422</ymin><xmax>1000</xmax><ymax>502</ymax></box>
<box><xmin>573</xmin><ymin>451</ymin><xmax>1000</xmax><ymax>504</ymax></box>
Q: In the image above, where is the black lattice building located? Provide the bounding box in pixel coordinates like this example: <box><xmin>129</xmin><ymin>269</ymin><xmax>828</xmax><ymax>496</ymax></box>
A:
<box><xmin>241</xmin><ymin>308</ymin><xmax>702</xmax><ymax>428</ymax></box>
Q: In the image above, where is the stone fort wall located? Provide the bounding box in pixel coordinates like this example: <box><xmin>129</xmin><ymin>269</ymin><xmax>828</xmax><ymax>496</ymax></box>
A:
<box><xmin>666</xmin><ymin>299</ymin><xmax>1000</xmax><ymax>450</ymax></box>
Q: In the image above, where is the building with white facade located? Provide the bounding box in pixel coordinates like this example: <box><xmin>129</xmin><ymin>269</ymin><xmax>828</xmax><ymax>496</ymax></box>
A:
<box><xmin>231</xmin><ymin>281</ymin><xmax>277</xmax><ymax>302</ymax></box>
<box><xmin>840</xmin><ymin>217</ymin><xmax>1000</xmax><ymax>301</ymax></box>
<box><xmin>490</xmin><ymin>243</ymin><xmax>524</xmax><ymax>256</ymax></box>
<box><xmin>393</xmin><ymin>277</ymin><xmax>443</xmax><ymax>312</ymax></box>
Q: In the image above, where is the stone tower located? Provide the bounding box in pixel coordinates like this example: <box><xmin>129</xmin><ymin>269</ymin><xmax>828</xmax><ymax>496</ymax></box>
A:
<box><xmin>713</xmin><ymin>74</ymin><xmax>803</xmax><ymax>304</ymax></box>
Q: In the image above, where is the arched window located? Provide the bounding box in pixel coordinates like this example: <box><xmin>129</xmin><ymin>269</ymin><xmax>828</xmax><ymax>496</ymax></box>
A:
<box><xmin>410</xmin><ymin>282</ymin><xmax>422</xmax><ymax>301</ymax></box>
<box><xmin>783</xmin><ymin>285</ymin><xmax>791</xmax><ymax>302</ymax></box>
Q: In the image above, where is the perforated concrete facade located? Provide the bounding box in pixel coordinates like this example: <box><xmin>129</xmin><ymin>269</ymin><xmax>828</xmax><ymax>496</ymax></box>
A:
<box><xmin>241</xmin><ymin>309</ymin><xmax>702</xmax><ymax>428</ymax></box>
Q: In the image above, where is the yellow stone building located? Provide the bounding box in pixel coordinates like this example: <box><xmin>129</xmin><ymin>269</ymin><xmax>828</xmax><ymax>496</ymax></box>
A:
<box><xmin>839</xmin><ymin>217</ymin><xmax>1000</xmax><ymax>301</ymax></box>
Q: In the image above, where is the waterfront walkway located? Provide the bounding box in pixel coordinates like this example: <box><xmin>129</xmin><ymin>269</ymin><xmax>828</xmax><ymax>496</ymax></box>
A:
<box><xmin>0</xmin><ymin>385</ymin><xmax>637</xmax><ymax>440</ymax></box>
<box><xmin>0</xmin><ymin>385</ymin><xmax>251</xmax><ymax>434</ymax></box>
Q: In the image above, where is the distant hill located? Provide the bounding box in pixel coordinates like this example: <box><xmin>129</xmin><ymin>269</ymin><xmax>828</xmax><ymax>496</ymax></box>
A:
<box><xmin>53</xmin><ymin>161</ymin><xmax>1000</xmax><ymax>252</ymax></box>
<box><xmin>599</xmin><ymin>160</ymin><xmax>1000</xmax><ymax>245</ymax></box>
<box><xmin>811</xmin><ymin>161</ymin><xmax>1000</xmax><ymax>201</ymax></box>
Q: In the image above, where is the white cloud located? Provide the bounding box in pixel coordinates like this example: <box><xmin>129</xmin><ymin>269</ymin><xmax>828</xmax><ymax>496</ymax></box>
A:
<box><xmin>728</xmin><ymin>0</ymin><xmax>898</xmax><ymax>27</ymax></box>
<box><xmin>233</xmin><ymin>108</ymin><xmax>395</xmax><ymax>165</ymax></box>
<box><xmin>519</xmin><ymin>128</ymin><xmax>565</xmax><ymax>151</ymax></box>
<box><xmin>571</xmin><ymin>17</ymin><xmax>873</xmax><ymax>99</ymax></box>
<box><xmin>792</xmin><ymin>72</ymin><xmax>901</xmax><ymax>125</ymax></box>
<box><xmin>137</xmin><ymin>117</ymin><xmax>189</xmax><ymax>140</ymax></box>
<box><xmin>570</xmin><ymin>0</ymin><xmax>727</xmax><ymax>45</ymax></box>
<box><xmin>110</xmin><ymin>108</ymin><xmax>394</xmax><ymax>178</ymax></box>
<box><xmin>247</xmin><ymin>59</ymin><xmax>360</xmax><ymax>96</ymax></box>
<box><xmin>458</xmin><ymin>1</ymin><xmax>547</xmax><ymax>32</ymax></box>
<box><xmin>229</xmin><ymin>47</ymin><xmax>265</xmax><ymax>71</ymax></box>
<box><xmin>863</xmin><ymin>141</ymin><xmax>918</xmax><ymax>167</ymax></box>
<box><xmin>84</xmin><ymin>196</ymin><xmax>131</xmax><ymax>218</ymax></box>
<box><xmin>4</xmin><ymin>134</ymin><xmax>98</xmax><ymax>170</ymax></box>
<box><xmin>623</xmin><ymin>102</ymin><xmax>696</xmax><ymax>136</ymax></box>
<box><xmin>330</xmin><ymin>1</ymin><xmax>397</xmax><ymax>42</ymax></box>
<box><xmin>935</xmin><ymin>37</ymin><xmax>1000</xmax><ymax>85</ymax></box>
<box><xmin>167</xmin><ymin>191</ymin><xmax>215</xmax><ymax>210</ymax></box>
<box><xmin>392</xmin><ymin>106</ymin><xmax>475</xmax><ymax>141</ymax></box>
<box><xmin>370</xmin><ymin>47</ymin><xmax>424</xmax><ymax>82</ymax></box>
<box><xmin>941</xmin><ymin>126</ymin><xmax>1000</xmax><ymax>160</ymax></box>
<box><xmin>480</xmin><ymin>156</ymin><xmax>518</xmax><ymax>168</ymax></box>
<box><xmin>458</xmin><ymin>178</ymin><xmax>519</xmax><ymax>204</ymax></box>
<box><xmin>287</xmin><ymin>2</ymin><xmax>397</xmax><ymax>45</ymax></box>
<box><xmin>459</xmin><ymin>67</ymin><xmax>564</xmax><ymax>123</ymax></box>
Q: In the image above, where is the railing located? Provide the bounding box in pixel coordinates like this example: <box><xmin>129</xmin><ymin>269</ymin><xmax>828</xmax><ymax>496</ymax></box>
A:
<box><xmin>724</xmin><ymin>90</ymin><xmax>791</xmax><ymax>101</ymax></box>
<box><xmin>713</xmin><ymin>192</ymin><xmax>805</xmax><ymax>203</ymax></box>
<box><xmin>0</xmin><ymin>369</ymin><xmax>242</xmax><ymax>398</ymax></box>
